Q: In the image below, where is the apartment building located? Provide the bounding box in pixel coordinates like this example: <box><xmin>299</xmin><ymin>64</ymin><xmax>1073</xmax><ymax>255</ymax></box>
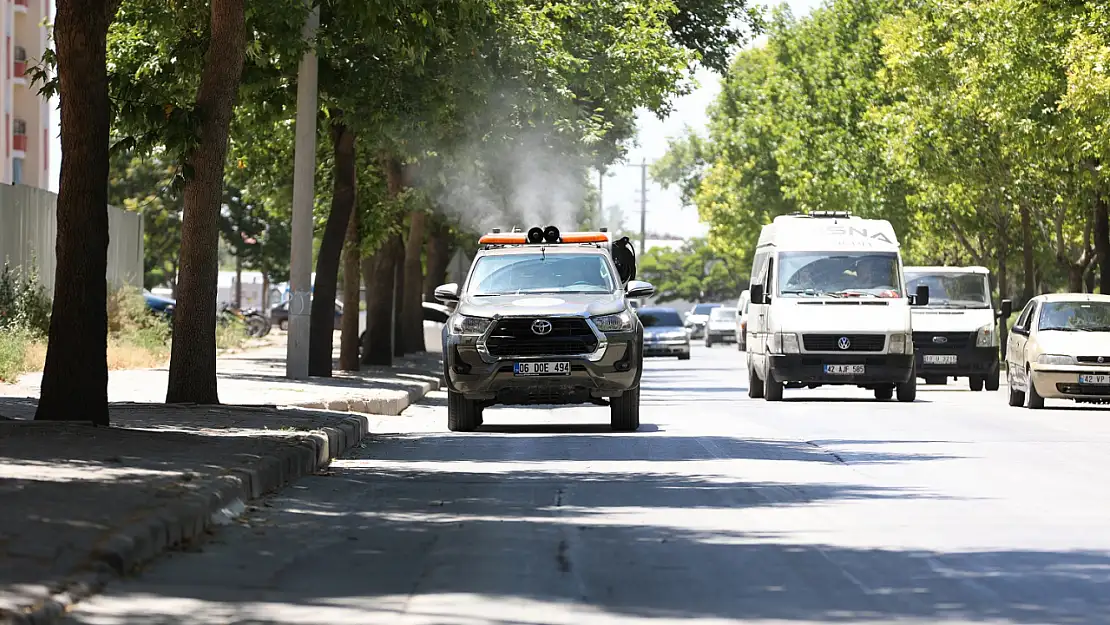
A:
<box><xmin>0</xmin><ymin>0</ymin><xmax>48</xmax><ymax>189</ymax></box>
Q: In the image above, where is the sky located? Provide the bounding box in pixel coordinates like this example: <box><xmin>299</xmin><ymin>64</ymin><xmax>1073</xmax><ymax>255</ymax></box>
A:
<box><xmin>47</xmin><ymin>0</ymin><xmax>824</xmax><ymax>236</ymax></box>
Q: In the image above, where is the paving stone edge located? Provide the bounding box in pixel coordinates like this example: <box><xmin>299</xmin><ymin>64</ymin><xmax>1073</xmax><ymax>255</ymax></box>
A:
<box><xmin>0</xmin><ymin>375</ymin><xmax>441</xmax><ymax>625</ymax></box>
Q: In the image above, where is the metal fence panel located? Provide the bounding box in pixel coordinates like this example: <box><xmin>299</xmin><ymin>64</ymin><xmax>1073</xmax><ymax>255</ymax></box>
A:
<box><xmin>0</xmin><ymin>185</ymin><xmax>143</xmax><ymax>299</ymax></box>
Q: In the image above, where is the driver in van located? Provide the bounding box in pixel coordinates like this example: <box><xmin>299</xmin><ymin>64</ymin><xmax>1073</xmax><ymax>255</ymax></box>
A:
<box><xmin>855</xmin><ymin>257</ymin><xmax>899</xmax><ymax>296</ymax></box>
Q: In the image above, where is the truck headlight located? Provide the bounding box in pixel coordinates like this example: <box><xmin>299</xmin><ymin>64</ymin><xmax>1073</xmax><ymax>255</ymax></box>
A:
<box><xmin>975</xmin><ymin>324</ymin><xmax>996</xmax><ymax>347</ymax></box>
<box><xmin>593</xmin><ymin>309</ymin><xmax>633</xmax><ymax>333</ymax></box>
<box><xmin>450</xmin><ymin>315</ymin><xmax>492</xmax><ymax>336</ymax></box>
<box><xmin>888</xmin><ymin>333</ymin><xmax>906</xmax><ymax>354</ymax></box>
<box><xmin>1037</xmin><ymin>354</ymin><xmax>1075</xmax><ymax>366</ymax></box>
<box><xmin>770</xmin><ymin>332</ymin><xmax>800</xmax><ymax>354</ymax></box>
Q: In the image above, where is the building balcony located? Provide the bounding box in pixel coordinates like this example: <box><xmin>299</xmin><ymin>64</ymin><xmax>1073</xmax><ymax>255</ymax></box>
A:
<box><xmin>12</xmin><ymin>60</ymin><xmax>25</xmax><ymax>78</ymax></box>
<box><xmin>12</xmin><ymin>134</ymin><xmax>26</xmax><ymax>152</ymax></box>
<box><xmin>14</xmin><ymin>0</ymin><xmax>28</xmax><ymax>13</ymax></box>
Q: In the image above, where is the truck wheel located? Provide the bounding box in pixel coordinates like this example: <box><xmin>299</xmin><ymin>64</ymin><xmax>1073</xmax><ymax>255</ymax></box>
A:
<box><xmin>764</xmin><ymin>373</ymin><xmax>784</xmax><ymax>401</ymax></box>
<box><xmin>748</xmin><ymin>363</ymin><xmax>765</xmax><ymax>398</ymax></box>
<box><xmin>896</xmin><ymin>371</ymin><xmax>917</xmax><ymax>402</ymax></box>
<box><xmin>985</xmin><ymin>366</ymin><xmax>1000</xmax><ymax>391</ymax></box>
<box><xmin>678</xmin><ymin>353</ymin><xmax>691</xmax><ymax>361</ymax></box>
<box><xmin>1008</xmin><ymin>387</ymin><xmax>1025</xmax><ymax>406</ymax></box>
<box><xmin>447</xmin><ymin>390</ymin><xmax>481</xmax><ymax>432</ymax></box>
<box><xmin>705</xmin><ymin>336</ymin><xmax>713</xmax><ymax>348</ymax></box>
<box><xmin>610</xmin><ymin>387</ymin><xmax>641</xmax><ymax>431</ymax></box>
<box><xmin>969</xmin><ymin>376</ymin><xmax>984</xmax><ymax>392</ymax></box>
<box><xmin>874</xmin><ymin>385</ymin><xmax>894</xmax><ymax>400</ymax></box>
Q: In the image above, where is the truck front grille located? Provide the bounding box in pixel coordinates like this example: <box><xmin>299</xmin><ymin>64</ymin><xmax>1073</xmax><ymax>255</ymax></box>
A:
<box><xmin>485</xmin><ymin>318</ymin><xmax>598</xmax><ymax>357</ymax></box>
<box><xmin>802</xmin><ymin>334</ymin><xmax>885</xmax><ymax>352</ymax></box>
<box><xmin>913</xmin><ymin>332</ymin><xmax>974</xmax><ymax>349</ymax></box>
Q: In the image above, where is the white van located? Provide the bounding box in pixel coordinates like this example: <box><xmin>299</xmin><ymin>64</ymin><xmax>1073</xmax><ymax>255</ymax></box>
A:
<box><xmin>746</xmin><ymin>211</ymin><xmax>930</xmax><ymax>401</ymax></box>
<box><xmin>735</xmin><ymin>289</ymin><xmax>750</xmax><ymax>351</ymax></box>
<box><xmin>903</xmin><ymin>266</ymin><xmax>1011</xmax><ymax>391</ymax></box>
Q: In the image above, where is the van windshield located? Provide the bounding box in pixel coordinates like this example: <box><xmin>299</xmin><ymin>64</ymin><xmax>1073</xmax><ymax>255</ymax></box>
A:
<box><xmin>904</xmin><ymin>271</ymin><xmax>990</xmax><ymax>309</ymax></box>
<box><xmin>777</xmin><ymin>252</ymin><xmax>902</xmax><ymax>298</ymax></box>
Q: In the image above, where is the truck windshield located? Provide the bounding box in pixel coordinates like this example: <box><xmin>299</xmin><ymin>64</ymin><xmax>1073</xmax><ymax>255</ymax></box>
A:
<box><xmin>466</xmin><ymin>253</ymin><xmax>616</xmax><ymax>295</ymax></box>
<box><xmin>710</xmin><ymin>307</ymin><xmax>737</xmax><ymax>320</ymax></box>
<box><xmin>777</xmin><ymin>252</ymin><xmax>902</xmax><ymax>298</ymax></box>
<box><xmin>904</xmin><ymin>271</ymin><xmax>990</xmax><ymax>309</ymax></box>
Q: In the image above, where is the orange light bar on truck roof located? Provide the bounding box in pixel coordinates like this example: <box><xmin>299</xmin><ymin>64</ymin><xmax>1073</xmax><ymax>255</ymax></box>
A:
<box><xmin>478</xmin><ymin>233</ymin><xmax>528</xmax><ymax>244</ymax></box>
<box><xmin>478</xmin><ymin>232</ymin><xmax>610</xmax><ymax>245</ymax></box>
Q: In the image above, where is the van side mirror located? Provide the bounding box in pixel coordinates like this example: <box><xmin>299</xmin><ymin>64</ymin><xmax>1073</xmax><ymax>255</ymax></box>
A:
<box><xmin>434</xmin><ymin>283</ymin><xmax>460</xmax><ymax>303</ymax></box>
<box><xmin>626</xmin><ymin>280</ymin><xmax>655</xmax><ymax>299</ymax></box>
<box><xmin>998</xmin><ymin>299</ymin><xmax>1012</xmax><ymax>319</ymax></box>
<box><xmin>750</xmin><ymin>283</ymin><xmax>765</xmax><ymax>304</ymax></box>
<box><xmin>911</xmin><ymin>285</ymin><xmax>930</xmax><ymax>306</ymax></box>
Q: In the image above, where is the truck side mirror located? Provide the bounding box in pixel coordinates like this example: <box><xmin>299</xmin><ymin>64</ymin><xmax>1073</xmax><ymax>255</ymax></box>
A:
<box><xmin>998</xmin><ymin>299</ymin><xmax>1012</xmax><ymax>319</ymax></box>
<box><xmin>912</xmin><ymin>285</ymin><xmax>930</xmax><ymax>306</ymax></box>
<box><xmin>750</xmin><ymin>283</ymin><xmax>765</xmax><ymax>304</ymax></box>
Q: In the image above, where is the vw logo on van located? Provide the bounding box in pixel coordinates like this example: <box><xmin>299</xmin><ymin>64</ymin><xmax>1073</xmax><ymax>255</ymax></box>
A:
<box><xmin>838</xmin><ymin>336</ymin><xmax>851</xmax><ymax>350</ymax></box>
<box><xmin>531</xmin><ymin>319</ymin><xmax>553</xmax><ymax>335</ymax></box>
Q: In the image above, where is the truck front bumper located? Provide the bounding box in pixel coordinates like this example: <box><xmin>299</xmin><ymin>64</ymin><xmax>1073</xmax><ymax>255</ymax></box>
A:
<box><xmin>769</xmin><ymin>353</ymin><xmax>915</xmax><ymax>385</ymax></box>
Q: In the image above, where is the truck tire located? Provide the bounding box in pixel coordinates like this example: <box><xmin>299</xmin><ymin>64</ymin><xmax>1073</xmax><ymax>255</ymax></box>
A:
<box><xmin>969</xmin><ymin>376</ymin><xmax>984</xmax><ymax>392</ymax></box>
<box><xmin>764</xmin><ymin>373</ymin><xmax>784</xmax><ymax>401</ymax></box>
<box><xmin>610</xmin><ymin>387</ymin><xmax>641</xmax><ymax>431</ymax></box>
<box><xmin>985</xmin><ymin>366</ymin><xmax>1000</xmax><ymax>391</ymax></box>
<box><xmin>447</xmin><ymin>390</ymin><xmax>481</xmax><ymax>432</ymax></box>
<box><xmin>874</xmin><ymin>385</ymin><xmax>894</xmax><ymax>400</ymax></box>
<box><xmin>896</xmin><ymin>370</ymin><xmax>917</xmax><ymax>402</ymax></box>
<box><xmin>748</xmin><ymin>363</ymin><xmax>765</xmax><ymax>398</ymax></box>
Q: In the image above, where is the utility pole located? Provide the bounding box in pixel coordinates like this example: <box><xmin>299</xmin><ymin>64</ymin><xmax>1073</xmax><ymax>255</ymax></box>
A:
<box><xmin>598</xmin><ymin>169</ymin><xmax>604</xmax><ymax>223</ymax></box>
<box><xmin>286</xmin><ymin>0</ymin><xmax>320</xmax><ymax>380</ymax></box>
<box><xmin>639</xmin><ymin>158</ymin><xmax>647</xmax><ymax>255</ymax></box>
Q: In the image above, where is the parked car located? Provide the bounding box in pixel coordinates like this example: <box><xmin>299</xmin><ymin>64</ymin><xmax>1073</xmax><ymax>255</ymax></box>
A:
<box><xmin>270</xmin><ymin>299</ymin><xmax>343</xmax><ymax>331</ymax></box>
<box><xmin>143</xmin><ymin>290</ymin><xmax>176</xmax><ymax>319</ymax></box>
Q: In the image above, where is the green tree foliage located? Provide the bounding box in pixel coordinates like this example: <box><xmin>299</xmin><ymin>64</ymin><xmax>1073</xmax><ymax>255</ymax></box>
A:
<box><xmin>639</xmin><ymin>238</ymin><xmax>748</xmax><ymax>303</ymax></box>
<box><xmin>660</xmin><ymin>0</ymin><xmax>1110</xmax><ymax>303</ymax></box>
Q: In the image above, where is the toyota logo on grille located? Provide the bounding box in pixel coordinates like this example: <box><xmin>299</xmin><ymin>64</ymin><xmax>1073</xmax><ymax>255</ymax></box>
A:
<box><xmin>531</xmin><ymin>319</ymin><xmax>553</xmax><ymax>335</ymax></box>
<box><xmin>838</xmin><ymin>336</ymin><xmax>851</xmax><ymax>350</ymax></box>
<box><xmin>932</xmin><ymin>336</ymin><xmax>948</xmax><ymax>344</ymax></box>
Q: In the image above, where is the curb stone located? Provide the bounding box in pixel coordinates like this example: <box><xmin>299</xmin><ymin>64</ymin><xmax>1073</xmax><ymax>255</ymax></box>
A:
<box><xmin>0</xmin><ymin>374</ymin><xmax>440</xmax><ymax>625</ymax></box>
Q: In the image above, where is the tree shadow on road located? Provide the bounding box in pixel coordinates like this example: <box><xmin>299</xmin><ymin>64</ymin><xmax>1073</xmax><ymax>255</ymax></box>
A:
<box><xmin>58</xmin><ymin>452</ymin><xmax>1110</xmax><ymax>625</ymax></box>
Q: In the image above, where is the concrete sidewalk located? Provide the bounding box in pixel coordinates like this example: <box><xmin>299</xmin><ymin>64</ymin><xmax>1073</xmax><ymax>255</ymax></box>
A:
<box><xmin>0</xmin><ymin>338</ymin><xmax>443</xmax><ymax>625</ymax></box>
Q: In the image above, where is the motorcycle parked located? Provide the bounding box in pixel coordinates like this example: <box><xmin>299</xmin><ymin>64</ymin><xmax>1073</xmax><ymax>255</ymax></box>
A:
<box><xmin>217</xmin><ymin>303</ymin><xmax>272</xmax><ymax>338</ymax></box>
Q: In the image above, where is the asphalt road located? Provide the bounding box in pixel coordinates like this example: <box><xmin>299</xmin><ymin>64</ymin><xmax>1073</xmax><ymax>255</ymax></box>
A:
<box><xmin>67</xmin><ymin>345</ymin><xmax>1110</xmax><ymax>624</ymax></box>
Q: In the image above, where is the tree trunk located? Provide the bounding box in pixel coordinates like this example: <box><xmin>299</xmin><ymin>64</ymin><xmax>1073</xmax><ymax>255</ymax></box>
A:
<box><xmin>401</xmin><ymin>209</ymin><xmax>427</xmax><ymax>352</ymax></box>
<box><xmin>364</xmin><ymin>238</ymin><xmax>400</xmax><ymax>366</ymax></box>
<box><xmin>1096</xmin><ymin>195</ymin><xmax>1110</xmax><ymax>294</ymax></box>
<box><xmin>165</xmin><ymin>0</ymin><xmax>246</xmax><ymax>404</ymax></box>
<box><xmin>1068</xmin><ymin>265</ymin><xmax>1085</xmax><ymax>292</ymax></box>
<box><xmin>262</xmin><ymin>273</ymin><xmax>269</xmax><ymax>310</ymax></box>
<box><xmin>308</xmin><ymin>120</ymin><xmax>357</xmax><ymax>377</ymax></box>
<box><xmin>1020</xmin><ymin>203</ymin><xmax>1034</xmax><ymax>302</ymax></box>
<box><xmin>1086</xmin><ymin>264</ymin><xmax>1097</xmax><ymax>293</ymax></box>
<box><xmin>393</xmin><ymin>237</ymin><xmax>405</xmax><ymax>358</ymax></box>
<box><xmin>35</xmin><ymin>0</ymin><xmax>123</xmax><ymax>424</ymax></box>
<box><xmin>339</xmin><ymin>206</ymin><xmax>361</xmax><ymax>371</ymax></box>
<box><xmin>424</xmin><ymin>216</ymin><xmax>451</xmax><ymax>302</ymax></box>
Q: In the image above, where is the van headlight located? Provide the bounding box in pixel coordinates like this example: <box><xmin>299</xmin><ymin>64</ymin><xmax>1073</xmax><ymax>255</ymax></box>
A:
<box><xmin>770</xmin><ymin>332</ymin><xmax>800</xmax><ymax>354</ymax></box>
<box><xmin>593</xmin><ymin>309</ymin><xmax>634</xmax><ymax>333</ymax></box>
<box><xmin>450</xmin><ymin>315</ymin><xmax>492</xmax><ymax>336</ymax></box>
<box><xmin>1037</xmin><ymin>354</ymin><xmax>1075</xmax><ymax>366</ymax></box>
<box><xmin>975</xmin><ymin>324</ymin><xmax>996</xmax><ymax>347</ymax></box>
<box><xmin>888</xmin><ymin>333</ymin><xmax>911</xmax><ymax>354</ymax></box>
